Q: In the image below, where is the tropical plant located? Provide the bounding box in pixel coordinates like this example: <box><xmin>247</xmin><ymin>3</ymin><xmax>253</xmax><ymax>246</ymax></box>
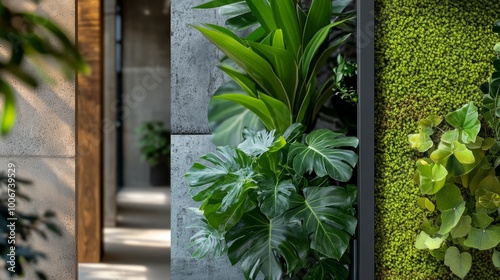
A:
<box><xmin>136</xmin><ymin>121</ymin><xmax>170</xmax><ymax>166</ymax></box>
<box><xmin>331</xmin><ymin>54</ymin><xmax>357</xmax><ymax>103</ymax></box>
<box><xmin>0</xmin><ymin>172</ymin><xmax>62</xmax><ymax>279</ymax></box>
<box><xmin>186</xmin><ymin>123</ymin><xmax>359</xmax><ymax>279</ymax></box>
<box><xmin>195</xmin><ymin>0</ymin><xmax>356</xmax><ymax>146</ymax></box>
<box><xmin>0</xmin><ymin>0</ymin><xmax>89</xmax><ymax>136</ymax></box>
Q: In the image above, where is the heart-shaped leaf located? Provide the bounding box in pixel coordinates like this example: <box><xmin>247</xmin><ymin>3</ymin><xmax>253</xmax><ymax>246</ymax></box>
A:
<box><xmin>463</xmin><ymin>225</ymin><xmax>500</xmax><ymax>250</ymax></box>
<box><xmin>445</xmin><ymin>102</ymin><xmax>481</xmax><ymax>144</ymax></box>
<box><xmin>450</xmin><ymin>215</ymin><xmax>471</xmax><ymax>239</ymax></box>
<box><xmin>289</xmin><ymin>129</ymin><xmax>358</xmax><ymax>182</ymax></box>
<box><xmin>436</xmin><ymin>184</ymin><xmax>465</xmax><ymax>235</ymax></box>
<box><xmin>441</xmin><ymin>129</ymin><xmax>459</xmax><ymax>144</ymax></box>
<box><xmin>452</xmin><ymin>141</ymin><xmax>475</xmax><ymax>164</ymax></box>
<box><xmin>408</xmin><ymin>133</ymin><xmax>433</xmax><ymax>152</ymax></box>
<box><xmin>476</xmin><ymin>188</ymin><xmax>500</xmax><ymax>213</ymax></box>
<box><xmin>286</xmin><ymin>187</ymin><xmax>357</xmax><ymax>260</ymax></box>
<box><xmin>471</xmin><ymin>213</ymin><xmax>494</xmax><ymax>229</ymax></box>
<box><xmin>444</xmin><ymin>246</ymin><xmax>472</xmax><ymax>279</ymax></box>
<box><xmin>416</xmin><ymin>160</ymin><xmax>448</xmax><ymax>195</ymax></box>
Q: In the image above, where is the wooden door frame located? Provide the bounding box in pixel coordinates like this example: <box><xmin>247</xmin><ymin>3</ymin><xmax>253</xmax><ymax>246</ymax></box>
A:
<box><xmin>76</xmin><ymin>0</ymin><xmax>104</xmax><ymax>263</ymax></box>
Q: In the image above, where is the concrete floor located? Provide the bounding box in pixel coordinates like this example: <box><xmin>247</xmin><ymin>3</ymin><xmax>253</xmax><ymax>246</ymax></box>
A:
<box><xmin>79</xmin><ymin>186</ymin><xmax>171</xmax><ymax>280</ymax></box>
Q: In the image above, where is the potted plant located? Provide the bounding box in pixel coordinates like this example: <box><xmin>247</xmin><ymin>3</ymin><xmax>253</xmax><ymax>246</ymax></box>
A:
<box><xmin>407</xmin><ymin>21</ymin><xmax>500</xmax><ymax>279</ymax></box>
<box><xmin>136</xmin><ymin>121</ymin><xmax>170</xmax><ymax>186</ymax></box>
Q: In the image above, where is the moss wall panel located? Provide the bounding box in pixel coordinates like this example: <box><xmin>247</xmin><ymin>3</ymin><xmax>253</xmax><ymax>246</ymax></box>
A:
<box><xmin>375</xmin><ymin>0</ymin><xmax>500</xmax><ymax>279</ymax></box>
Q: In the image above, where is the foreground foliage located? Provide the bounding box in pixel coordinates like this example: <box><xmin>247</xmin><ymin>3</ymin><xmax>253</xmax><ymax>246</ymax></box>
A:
<box><xmin>186</xmin><ymin>124</ymin><xmax>358</xmax><ymax>279</ymax></box>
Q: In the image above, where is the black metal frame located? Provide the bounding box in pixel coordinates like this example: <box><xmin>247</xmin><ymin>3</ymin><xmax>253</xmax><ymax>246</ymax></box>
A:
<box><xmin>356</xmin><ymin>0</ymin><xmax>375</xmax><ymax>279</ymax></box>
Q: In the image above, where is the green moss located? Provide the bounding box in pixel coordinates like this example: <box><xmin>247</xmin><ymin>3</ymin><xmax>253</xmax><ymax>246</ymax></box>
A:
<box><xmin>375</xmin><ymin>0</ymin><xmax>500</xmax><ymax>278</ymax></box>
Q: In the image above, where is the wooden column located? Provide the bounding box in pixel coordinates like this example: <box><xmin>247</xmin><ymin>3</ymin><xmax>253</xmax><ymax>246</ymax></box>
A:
<box><xmin>77</xmin><ymin>0</ymin><xmax>103</xmax><ymax>263</ymax></box>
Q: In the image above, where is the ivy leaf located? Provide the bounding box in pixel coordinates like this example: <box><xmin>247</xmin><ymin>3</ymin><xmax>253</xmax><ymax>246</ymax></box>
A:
<box><xmin>493</xmin><ymin>251</ymin><xmax>500</xmax><ymax>268</ymax></box>
<box><xmin>482</xmin><ymin>137</ymin><xmax>497</xmax><ymax>151</ymax></box>
<box><xmin>441</xmin><ymin>129</ymin><xmax>459</xmax><ymax>144</ymax></box>
<box><xmin>463</xmin><ymin>225</ymin><xmax>500</xmax><ymax>250</ymax></box>
<box><xmin>289</xmin><ymin>129</ymin><xmax>358</xmax><ymax>182</ymax></box>
<box><xmin>450</xmin><ymin>215</ymin><xmax>472</xmax><ymax>239</ymax></box>
<box><xmin>452</xmin><ymin>141</ymin><xmax>475</xmax><ymax>164</ymax></box>
<box><xmin>416</xmin><ymin>160</ymin><xmax>448</xmax><ymax>195</ymax></box>
<box><xmin>445</xmin><ymin>102</ymin><xmax>481</xmax><ymax>144</ymax></box>
<box><xmin>286</xmin><ymin>187</ymin><xmax>357</xmax><ymax>260</ymax></box>
<box><xmin>444</xmin><ymin>246</ymin><xmax>472</xmax><ymax>279</ymax></box>
<box><xmin>408</xmin><ymin>133</ymin><xmax>433</xmax><ymax>152</ymax></box>
<box><xmin>436</xmin><ymin>184</ymin><xmax>465</xmax><ymax>235</ymax></box>
<box><xmin>226</xmin><ymin>209</ymin><xmax>308</xmax><ymax>280</ymax></box>
<box><xmin>257</xmin><ymin>177</ymin><xmax>296</xmax><ymax>219</ymax></box>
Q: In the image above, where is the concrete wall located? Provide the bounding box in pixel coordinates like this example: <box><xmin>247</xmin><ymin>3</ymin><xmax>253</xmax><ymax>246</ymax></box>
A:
<box><xmin>122</xmin><ymin>0</ymin><xmax>171</xmax><ymax>187</ymax></box>
<box><xmin>171</xmin><ymin>0</ymin><xmax>241</xmax><ymax>278</ymax></box>
<box><xmin>0</xmin><ymin>1</ymin><xmax>76</xmax><ymax>279</ymax></box>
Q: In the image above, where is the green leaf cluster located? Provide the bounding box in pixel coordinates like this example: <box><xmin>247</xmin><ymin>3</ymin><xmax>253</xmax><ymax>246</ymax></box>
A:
<box><xmin>409</xmin><ymin>101</ymin><xmax>500</xmax><ymax>279</ymax></box>
<box><xmin>194</xmin><ymin>0</ymin><xmax>355</xmax><ymax>146</ymax></box>
<box><xmin>185</xmin><ymin>124</ymin><xmax>359</xmax><ymax>279</ymax></box>
<box><xmin>0</xmin><ymin>0</ymin><xmax>89</xmax><ymax>136</ymax></box>
<box><xmin>135</xmin><ymin>121</ymin><xmax>170</xmax><ymax>166</ymax></box>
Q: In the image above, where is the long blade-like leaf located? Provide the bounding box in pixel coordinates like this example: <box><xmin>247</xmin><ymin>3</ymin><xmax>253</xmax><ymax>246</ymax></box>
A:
<box><xmin>0</xmin><ymin>80</ymin><xmax>16</xmax><ymax>136</ymax></box>
<box><xmin>303</xmin><ymin>0</ymin><xmax>333</xmax><ymax>46</ymax></box>
<box><xmin>271</xmin><ymin>0</ymin><xmax>301</xmax><ymax>56</ymax></box>
<box><xmin>213</xmin><ymin>93</ymin><xmax>275</xmax><ymax>130</ymax></box>
<box><xmin>245</xmin><ymin>0</ymin><xmax>277</xmax><ymax>32</ymax></box>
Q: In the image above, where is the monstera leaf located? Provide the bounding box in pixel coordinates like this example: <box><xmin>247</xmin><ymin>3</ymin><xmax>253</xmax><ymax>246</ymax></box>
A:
<box><xmin>208</xmin><ymin>81</ymin><xmax>264</xmax><ymax>146</ymax></box>
<box><xmin>185</xmin><ymin>146</ymin><xmax>257</xmax><ymax>230</ymax></box>
<box><xmin>237</xmin><ymin>128</ymin><xmax>285</xmax><ymax>157</ymax></box>
<box><xmin>226</xmin><ymin>209</ymin><xmax>308</xmax><ymax>280</ymax></box>
<box><xmin>256</xmin><ymin>176</ymin><xmax>296</xmax><ymax>219</ymax></box>
<box><xmin>289</xmin><ymin>129</ymin><xmax>358</xmax><ymax>182</ymax></box>
<box><xmin>445</xmin><ymin>102</ymin><xmax>481</xmax><ymax>144</ymax></box>
<box><xmin>286</xmin><ymin>187</ymin><xmax>357</xmax><ymax>260</ymax></box>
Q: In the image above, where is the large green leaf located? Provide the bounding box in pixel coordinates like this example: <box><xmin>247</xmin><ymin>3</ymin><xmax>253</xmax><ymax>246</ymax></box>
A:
<box><xmin>289</xmin><ymin>129</ymin><xmax>358</xmax><ymax>182</ymax></box>
<box><xmin>270</xmin><ymin>0</ymin><xmax>301</xmax><ymax>56</ymax></box>
<box><xmin>194</xmin><ymin>26</ymin><xmax>288</xmax><ymax>104</ymax></box>
<box><xmin>450</xmin><ymin>215</ymin><xmax>472</xmax><ymax>239</ymax></box>
<box><xmin>258</xmin><ymin>93</ymin><xmax>292</xmax><ymax>133</ymax></box>
<box><xmin>436</xmin><ymin>184</ymin><xmax>465</xmax><ymax>235</ymax></box>
<box><xmin>408</xmin><ymin>133</ymin><xmax>433</xmax><ymax>152</ymax></box>
<box><xmin>475</xmin><ymin>188</ymin><xmax>500</xmax><ymax>213</ymax></box>
<box><xmin>415</xmin><ymin>231</ymin><xmax>448</xmax><ymax>250</ymax></box>
<box><xmin>226</xmin><ymin>209</ymin><xmax>308</xmax><ymax>280</ymax></box>
<box><xmin>257</xmin><ymin>176</ymin><xmax>296</xmax><ymax>219</ymax></box>
<box><xmin>208</xmin><ymin>81</ymin><xmax>264</xmax><ymax>146</ymax></box>
<box><xmin>463</xmin><ymin>225</ymin><xmax>500</xmax><ymax>250</ymax></box>
<box><xmin>246</xmin><ymin>0</ymin><xmax>277</xmax><ymax>32</ymax></box>
<box><xmin>189</xmin><ymin>217</ymin><xmax>227</xmax><ymax>259</ymax></box>
<box><xmin>445</xmin><ymin>102</ymin><xmax>481</xmax><ymax>144</ymax></box>
<box><xmin>286</xmin><ymin>187</ymin><xmax>357</xmax><ymax>259</ymax></box>
<box><xmin>237</xmin><ymin>128</ymin><xmax>285</xmax><ymax>157</ymax></box>
<box><xmin>185</xmin><ymin>146</ymin><xmax>257</xmax><ymax>229</ymax></box>
<box><xmin>416</xmin><ymin>160</ymin><xmax>448</xmax><ymax>195</ymax></box>
<box><xmin>444</xmin><ymin>246</ymin><xmax>472</xmax><ymax>279</ymax></box>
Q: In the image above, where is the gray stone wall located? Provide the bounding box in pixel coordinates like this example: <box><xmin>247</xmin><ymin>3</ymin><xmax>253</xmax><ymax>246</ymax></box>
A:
<box><xmin>171</xmin><ymin>0</ymin><xmax>242</xmax><ymax>278</ymax></box>
<box><xmin>0</xmin><ymin>1</ymin><xmax>76</xmax><ymax>279</ymax></box>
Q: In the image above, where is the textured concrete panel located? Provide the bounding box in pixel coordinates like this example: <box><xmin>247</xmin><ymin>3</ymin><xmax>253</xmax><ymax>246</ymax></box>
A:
<box><xmin>171</xmin><ymin>0</ymin><xmax>228</xmax><ymax>134</ymax></box>
<box><xmin>171</xmin><ymin>135</ymin><xmax>242</xmax><ymax>280</ymax></box>
<box><xmin>0</xmin><ymin>1</ymin><xmax>76</xmax><ymax>157</ymax></box>
<box><xmin>0</xmin><ymin>157</ymin><xmax>76</xmax><ymax>280</ymax></box>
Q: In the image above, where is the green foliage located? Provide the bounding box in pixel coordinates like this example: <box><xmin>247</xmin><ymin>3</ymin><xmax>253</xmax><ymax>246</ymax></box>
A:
<box><xmin>0</xmin><ymin>0</ymin><xmax>89</xmax><ymax>136</ymax></box>
<box><xmin>0</xmin><ymin>173</ymin><xmax>62</xmax><ymax>279</ymax></box>
<box><xmin>195</xmin><ymin>0</ymin><xmax>355</xmax><ymax>146</ymax></box>
<box><xmin>375</xmin><ymin>1</ymin><xmax>500</xmax><ymax>279</ymax></box>
<box><xmin>136</xmin><ymin>121</ymin><xmax>170</xmax><ymax>167</ymax></box>
<box><xmin>185</xmin><ymin>124</ymin><xmax>359</xmax><ymax>279</ymax></box>
<box><xmin>409</xmin><ymin>102</ymin><xmax>500</xmax><ymax>278</ymax></box>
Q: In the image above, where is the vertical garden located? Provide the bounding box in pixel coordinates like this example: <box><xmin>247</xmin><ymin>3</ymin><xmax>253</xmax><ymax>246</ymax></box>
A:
<box><xmin>375</xmin><ymin>0</ymin><xmax>500</xmax><ymax>279</ymax></box>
